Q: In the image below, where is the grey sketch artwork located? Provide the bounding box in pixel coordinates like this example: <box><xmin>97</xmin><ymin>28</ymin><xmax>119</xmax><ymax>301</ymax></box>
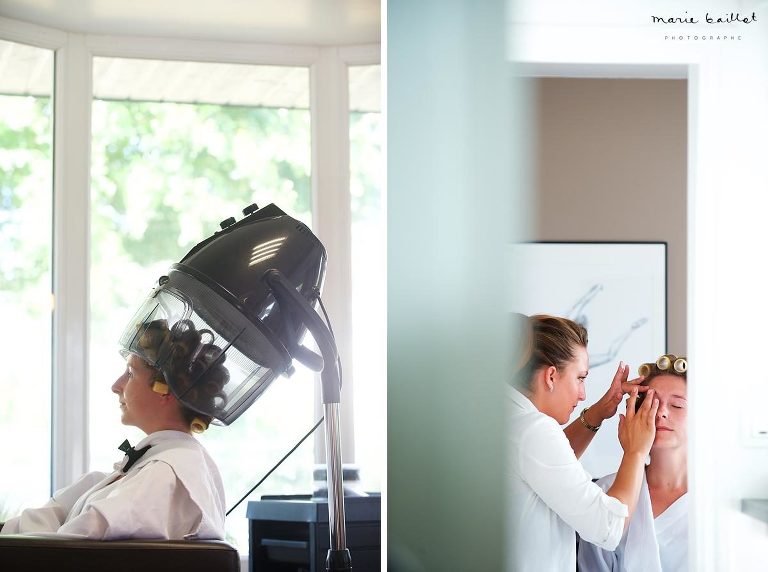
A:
<box><xmin>566</xmin><ymin>283</ymin><xmax>649</xmax><ymax>369</ymax></box>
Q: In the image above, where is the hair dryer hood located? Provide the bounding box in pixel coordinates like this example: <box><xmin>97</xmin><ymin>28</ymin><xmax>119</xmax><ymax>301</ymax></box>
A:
<box><xmin>118</xmin><ymin>204</ymin><xmax>328</xmax><ymax>425</ymax></box>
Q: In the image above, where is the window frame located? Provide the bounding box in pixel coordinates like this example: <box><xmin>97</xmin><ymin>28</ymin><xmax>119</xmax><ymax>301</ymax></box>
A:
<box><xmin>0</xmin><ymin>15</ymin><xmax>380</xmax><ymax>493</ymax></box>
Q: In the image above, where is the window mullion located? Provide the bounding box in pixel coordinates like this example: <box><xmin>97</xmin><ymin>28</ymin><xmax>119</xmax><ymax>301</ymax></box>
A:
<box><xmin>310</xmin><ymin>47</ymin><xmax>355</xmax><ymax>465</ymax></box>
<box><xmin>52</xmin><ymin>32</ymin><xmax>92</xmax><ymax>491</ymax></box>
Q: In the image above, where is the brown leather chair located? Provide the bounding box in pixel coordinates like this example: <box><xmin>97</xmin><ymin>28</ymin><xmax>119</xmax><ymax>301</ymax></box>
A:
<box><xmin>0</xmin><ymin>535</ymin><xmax>240</xmax><ymax>572</ymax></box>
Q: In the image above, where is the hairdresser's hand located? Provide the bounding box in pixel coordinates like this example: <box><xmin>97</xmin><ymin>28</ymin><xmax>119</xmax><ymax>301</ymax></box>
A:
<box><xmin>589</xmin><ymin>361</ymin><xmax>648</xmax><ymax>423</ymax></box>
<box><xmin>618</xmin><ymin>388</ymin><xmax>658</xmax><ymax>457</ymax></box>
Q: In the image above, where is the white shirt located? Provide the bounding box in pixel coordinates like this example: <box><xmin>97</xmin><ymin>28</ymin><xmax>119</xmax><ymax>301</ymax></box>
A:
<box><xmin>1</xmin><ymin>431</ymin><xmax>226</xmax><ymax>540</ymax></box>
<box><xmin>507</xmin><ymin>387</ymin><xmax>628</xmax><ymax>572</ymax></box>
<box><xmin>577</xmin><ymin>471</ymin><xmax>688</xmax><ymax>572</ymax></box>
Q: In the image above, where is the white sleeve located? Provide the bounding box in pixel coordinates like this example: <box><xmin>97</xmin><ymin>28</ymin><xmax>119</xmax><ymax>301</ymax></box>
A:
<box><xmin>57</xmin><ymin>462</ymin><xmax>201</xmax><ymax>540</ymax></box>
<box><xmin>0</xmin><ymin>472</ymin><xmax>107</xmax><ymax>535</ymax></box>
<box><xmin>519</xmin><ymin>419</ymin><xmax>627</xmax><ymax>550</ymax></box>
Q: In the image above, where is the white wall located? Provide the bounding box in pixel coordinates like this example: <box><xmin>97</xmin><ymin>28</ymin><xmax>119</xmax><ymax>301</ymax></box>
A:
<box><xmin>510</xmin><ymin>0</ymin><xmax>768</xmax><ymax>569</ymax></box>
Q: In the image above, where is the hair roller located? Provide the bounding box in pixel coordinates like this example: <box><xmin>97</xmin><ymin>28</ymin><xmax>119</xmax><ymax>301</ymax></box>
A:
<box><xmin>656</xmin><ymin>354</ymin><xmax>673</xmax><ymax>371</ymax></box>
<box><xmin>190</xmin><ymin>417</ymin><xmax>209</xmax><ymax>433</ymax></box>
<box><xmin>152</xmin><ymin>381</ymin><xmax>170</xmax><ymax>395</ymax></box>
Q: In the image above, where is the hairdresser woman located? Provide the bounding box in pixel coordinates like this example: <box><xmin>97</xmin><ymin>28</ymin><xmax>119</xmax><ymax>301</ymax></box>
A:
<box><xmin>507</xmin><ymin>314</ymin><xmax>658</xmax><ymax>571</ymax></box>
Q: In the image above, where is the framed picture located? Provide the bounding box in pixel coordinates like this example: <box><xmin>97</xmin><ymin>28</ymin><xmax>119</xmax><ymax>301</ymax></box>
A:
<box><xmin>507</xmin><ymin>241</ymin><xmax>667</xmax><ymax>477</ymax></box>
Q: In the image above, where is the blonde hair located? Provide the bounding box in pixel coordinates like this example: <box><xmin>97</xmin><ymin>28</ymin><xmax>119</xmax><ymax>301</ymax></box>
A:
<box><xmin>511</xmin><ymin>314</ymin><xmax>588</xmax><ymax>390</ymax></box>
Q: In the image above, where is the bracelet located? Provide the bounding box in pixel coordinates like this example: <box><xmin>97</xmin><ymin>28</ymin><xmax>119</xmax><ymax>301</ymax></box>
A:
<box><xmin>579</xmin><ymin>407</ymin><xmax>601</xmax><ymax>432</ymax></box>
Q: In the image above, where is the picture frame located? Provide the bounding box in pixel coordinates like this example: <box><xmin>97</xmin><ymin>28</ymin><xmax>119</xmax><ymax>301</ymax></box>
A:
<box><xmin>508</xmin><ymin>241</ymin><xmax>667</xmax><ymax>477</ymax></box>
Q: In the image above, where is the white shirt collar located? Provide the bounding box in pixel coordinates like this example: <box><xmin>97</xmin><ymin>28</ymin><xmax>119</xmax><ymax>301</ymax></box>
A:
<box><xmin>507</xmin><ymin>384</ymin><xmax>538</xmax><ymax>414</ymax></box>
<box><xmin>114</xmin><ymin>431</ymin><xmax>195</xmax><ymax>471</ymax></box>
<box><xmin>136</xmin><ymin>430</ymin><xmax>195</xmax><ymax>449</ymax></box>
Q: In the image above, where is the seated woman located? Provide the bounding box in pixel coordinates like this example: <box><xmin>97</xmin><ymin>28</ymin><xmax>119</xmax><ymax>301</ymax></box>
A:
<box><xmin>578</xmin><ymin>354</ymin><xmax>688</xmax><ymax>572</ymax></box>
<box><xmin>0</xmin><ymin>319</ymin><xmax>228</xmax><ymax>540</ymax></box>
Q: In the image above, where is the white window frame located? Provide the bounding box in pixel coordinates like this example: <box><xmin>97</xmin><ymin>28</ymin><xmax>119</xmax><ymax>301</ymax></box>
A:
<box><xmin>0</xmin><ymin>15</ymin><xmax>380</xmax><ymax>492</ymax></box>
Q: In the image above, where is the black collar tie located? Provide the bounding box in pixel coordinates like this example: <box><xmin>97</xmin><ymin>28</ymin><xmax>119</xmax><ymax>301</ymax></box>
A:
<box><xmin>118</xmin><ymin>439</ymin><xmax>151</xmax><ymax>473</ymax></box>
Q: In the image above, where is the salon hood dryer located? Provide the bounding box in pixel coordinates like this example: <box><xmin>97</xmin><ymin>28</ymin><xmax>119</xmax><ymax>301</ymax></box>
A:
<box><xmin>118</xmin><ymin>203</ymin><xmax>351</xmax><ymax>571</ymax></box>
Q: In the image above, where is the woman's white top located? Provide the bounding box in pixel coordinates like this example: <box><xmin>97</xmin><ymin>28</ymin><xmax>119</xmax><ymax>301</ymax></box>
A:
<box><xmin>577</xmin><ymin>471</ymin><xmax>688</xmax><ymax>572</ymax></box>
<box><xmin>0</xmin><ymin>430</ymin><xmax>226</xmax><ymax>540</ymax></box>
<box><xmin>507</xmin><ymin>386</ymin><xmax>628</xmax><ymax>572</ymax></box>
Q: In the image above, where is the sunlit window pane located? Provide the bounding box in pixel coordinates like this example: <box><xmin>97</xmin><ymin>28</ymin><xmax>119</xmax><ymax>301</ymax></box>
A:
<box><xmin>89</xmin><ymin>57</ymin><xmax>313</xmax><ymax>550</ymax></box>
<box><xmin>349</xmin><ymin>64</ymin><xmax>383</xmax><ymax>492</ymax></box>
<box><xmin>0</xmin><ymin>39</ymin><xmax>53</xmax><ymax>518</ymax></box>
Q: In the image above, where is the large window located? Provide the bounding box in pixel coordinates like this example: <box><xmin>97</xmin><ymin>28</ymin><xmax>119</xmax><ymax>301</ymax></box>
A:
<box><xmin>0</xmin><ymin>29</ymin><xmax>381</xmax><ymax>558</ymax></box>
<box><xmin>349</xmin><ymin>64</ymin><xmax>383</xmax><ymax>492</ymax></box>
<box><xmin>89</xmin><ymin>57</ymin><xmax>314</xmax><ymax>549</ymax></box>
<box><xmin>0</xmin><ymin>39</ymin><xmax>54</xmax><ymax>517</ymax></box>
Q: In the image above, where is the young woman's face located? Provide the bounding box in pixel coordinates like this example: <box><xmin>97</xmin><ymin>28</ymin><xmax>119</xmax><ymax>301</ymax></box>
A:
<box><xmin>648</xmin><ymin>374</ymin><xmax>687</xmax><ymax>451</ymax></box>
<box><xmin>551</xmin><ymin>345</ymin><xmax>589</xmax><ymax>424</ymax></box>
<box><xmin>111</xmin><ymin>354</ymin><xmax>160</xmax><ymax>431</ymax></box>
